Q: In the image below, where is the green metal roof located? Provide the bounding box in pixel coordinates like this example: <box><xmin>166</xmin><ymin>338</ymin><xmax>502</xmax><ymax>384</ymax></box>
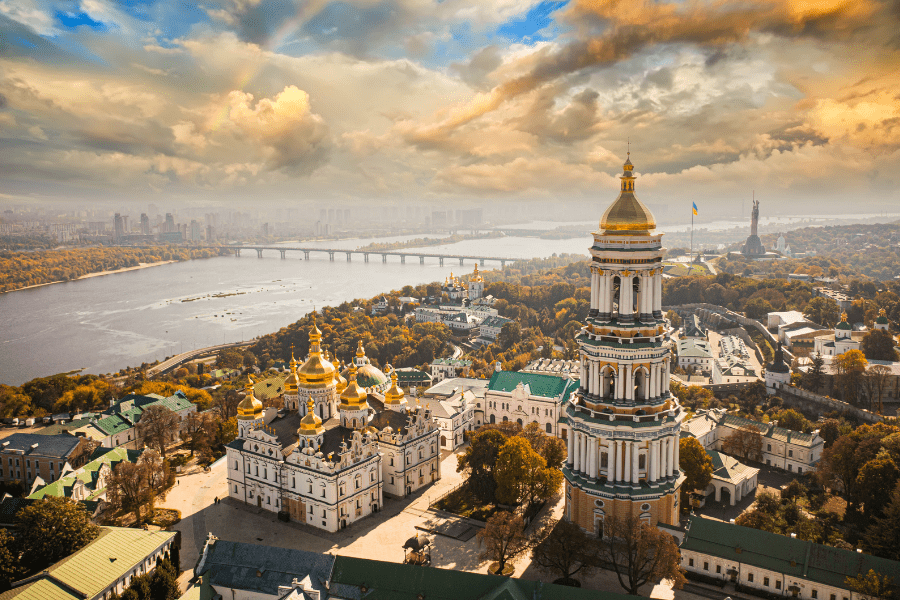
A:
<box><xmin>28</xmin><ymin>447</ymin><xmax>140</xmax><ymax>501</ymax></box>
<box><xmin>719</xmin><ymin>414</ymin><xmax>819</xmax><ymax>447</ymax></box>
<box><xmin>1</xmin><ymin>527</ymin><xmax>175</xmax><ymax>600</ymax></box>
<box><xmin>488</xmin><ymin>371</ymin><xmax>575</xmax><ymax>399</ymax></box>
<box><xmin>93</xmin><ymin>414</ymin><xmax>132</xmax><ymax>436</ymax></box>
<box><xmin>330</xmin><ymin>556</ymin><xmax>631</xmax><ymax>600</ymax></box>
<box><xmin>681</xmin><ymin>517</ymin><xmax>900</xmax><ymax>589</ymax></box>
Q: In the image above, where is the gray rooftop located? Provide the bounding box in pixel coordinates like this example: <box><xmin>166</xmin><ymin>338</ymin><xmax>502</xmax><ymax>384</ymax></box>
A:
<box><xmin>0</xmin><ymin>433</ymin><xmax>82</xmax><ymax>459</ymax></box>
<box><xmin>424</xmin><ymin>377</ymin><xmax>489</xmax><ymax>399</ymax></box>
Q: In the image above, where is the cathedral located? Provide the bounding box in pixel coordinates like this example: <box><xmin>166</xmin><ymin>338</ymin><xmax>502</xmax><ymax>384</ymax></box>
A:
<box><xmin>563</xmin><ymin>154</ymin><xmax>685</xmax><ymax>534</ymax></box>
<box><xmin>226</xmin><ymin>317</ymin><xmax>441</xmax><ymax>532</ymax></box>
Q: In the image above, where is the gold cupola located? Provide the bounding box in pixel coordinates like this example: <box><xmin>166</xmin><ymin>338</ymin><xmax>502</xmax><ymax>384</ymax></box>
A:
<box><xmin>299</xmin><ymin>396</ymin><xmax>324</xmax><ymax>436</ymax></box>
<box><xmin>284</xmin><ymin>345</ymin><xmax>299</xmax><ymax>393</ymax></box>
<box><xmin>237</xmin><ymin>376</ymin><xmax>263</xmax><ymax>420</ymax></box>
<box><xmin>298</xmin><ymin>314</ymin><xmax>336</xmax><ymax>388</ymax></box>
<box><xmin>383</xmin><ymin>370</ymin><xmax>406</xmax><ymax>406</ymax></box>
<box><xmin>600</xmin><ymin>152</ymin><xmax>656</xmax><ymax>234</ymax></box>
<box><xmin>339</xmin><ymin>363</ymin><xmax>369</xmax><ymax>408</ymax></box>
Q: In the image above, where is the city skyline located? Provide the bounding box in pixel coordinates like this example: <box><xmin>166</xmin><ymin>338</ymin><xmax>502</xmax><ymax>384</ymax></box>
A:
<box><xmin>1</xmin><ymin>0</ymin><xmax>899</xmax><ymax>211</ymax></box>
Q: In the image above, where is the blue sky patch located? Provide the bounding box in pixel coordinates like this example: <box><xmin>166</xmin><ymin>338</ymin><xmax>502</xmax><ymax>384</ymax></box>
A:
<box><xmin>496</xmin><ymin>0</ymin><xmax>567</xmax><ymax>44</ymax></box>
<box><xmin>55</xmin><ymin>10</ymin><xmax>107</xmax><ymax>31</ymax></box>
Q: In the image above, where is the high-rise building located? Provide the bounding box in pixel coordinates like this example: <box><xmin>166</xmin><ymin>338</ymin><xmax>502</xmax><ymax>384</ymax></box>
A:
<box><xmin>189</xmin><ymin>220</ymin><xmax>202</xmax><ymax>241</ymax></box>
<box><xmin>164</xmin><ymin>213</ymin><xmax>175</xmax><ymax>233</ymax></box>
<box><xmin>113</xmin><ymin>213</ymin><xmax>125</xmax><ymax>242</ymax></box>
<box><xmin>140</xmin><ymin>213</ymin><xmax>150</xmax><ymax>235</ymax></box>
<box><xmin>563</xmin><ymin>154</ymin><xmax>684</xmax><ymax>534</ymax></box>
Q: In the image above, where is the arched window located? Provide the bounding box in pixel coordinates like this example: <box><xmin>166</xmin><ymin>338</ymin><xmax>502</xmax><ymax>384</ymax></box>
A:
<box><xmin>546</xmin><ymin>422</ymin><xmax>552</xmax><ymax>434</ymax></box>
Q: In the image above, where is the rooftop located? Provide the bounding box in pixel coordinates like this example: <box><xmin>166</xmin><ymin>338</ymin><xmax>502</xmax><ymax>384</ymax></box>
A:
<box><xmin>0</xmin><ymin>433</ymin><xmax>83</xmax><ymax>459</ymax></box>
<box><xmin>488</xmin><ymin>371</ymin><xmax>578</xmax><ymax>400</ymax></box>
<box><xmin>424</xmin><ymin>377</ymin><xmax>489</xmax><ymax>399</ymax></box>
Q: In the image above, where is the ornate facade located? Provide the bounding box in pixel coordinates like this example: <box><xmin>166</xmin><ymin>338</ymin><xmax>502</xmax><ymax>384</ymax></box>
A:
<box><xmin>227</xmin><ymin>321</ymin><xmax>441</xmax><ymax>533</ymax></box>
<box><xmin>563</xmin><ymin>154</ymin><xmax>685</xmax><ymax>534</ymax></box>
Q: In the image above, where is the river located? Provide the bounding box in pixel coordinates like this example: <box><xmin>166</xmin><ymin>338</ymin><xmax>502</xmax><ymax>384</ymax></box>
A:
<box><xmin>0</xmin><ymin>233</ymin><xmax>597</xmax><ymax>385</ymax></box>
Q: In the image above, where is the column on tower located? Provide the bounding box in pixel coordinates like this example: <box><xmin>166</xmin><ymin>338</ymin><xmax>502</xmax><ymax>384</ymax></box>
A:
<box><xmin>667</xmin><ymin>435</ymin><xmax>675</xmax><ymax>477</ymax></box>
<box><xmin>649</xmin><ymin>364</ymin><xmax>657</xmax><ymax>400</ymax></box>
<box><xmin>567</xmin><ymin>430</ymin><xmax>574</xmax><ymax>467</ymax></box>
<box><xmin>615</xmin><ymin>440</ymin><xmax>623</xmax><ymax>481</ymax></box>
<box><xmin>590</xmin><ymin>267</ymin><xmax>600</xmax><ymax>314</ymax></box>
<box><xmin>580</xmin><ymin>357</ymin><xmax>587</xmax><ymax>389</ymax></box>
<box><xmin>574</xmin><ymin>432</ymin><xmax>582</xmax><ymax>472</ymax></box>
<box><xmin>600</xmin><ymin>272</ymin><xmax>611</xmax><ymax>317</ymax></box>
<box><xmin>632</xmin><ymin>441</ymin><xmax>640</xmax><ymax>483</ymax></box>
<box><xmin>650</xmin><ymin>440</ymin><xmax>658</xmax><ymax>481</ymax></box>
<box><xmin>607</xmin><ymin>438</ymin><xmax>616</xmax><ymax>481</ymax></box>
<box><xmin>624</xmin><ymin>364</ymin><xmax>633</xmax><ymax>401</ymax></box>
<box><xmin>619</xmin><ymin>272</ymin><xmax>633</xmax><ymax>321</ymax></box>
<box><xmin>654</xmin><ymin>271</ymin><xmax>663</xmax><ymax>317</ymax></box>
<box><xmin>591</xmin><ymin>360</ymin><xmax>599</xmax><ymax>397</ymax></box>
<box><xmin>588</xmin><ymin>436</ymin><xmax>597</xmax><ymax>479</ymax></box>
<box><xmin>660</xmin><ymin>438</ymin><xmax>668</xmax><ymax>478</ymax></box>
<box><xmin>599</xmin><ymin>370</ymin><xmax>606</xmax><ymax>399</ymax></box>
<box><xmin>674</xmin><ymin>434</ymin><xmax>680</xmax><ymax>474</ymax></box>
<box><xmin>623</xmin><ymin>441</ymin><xmax>632</xmax><ymax>484</ymax></box>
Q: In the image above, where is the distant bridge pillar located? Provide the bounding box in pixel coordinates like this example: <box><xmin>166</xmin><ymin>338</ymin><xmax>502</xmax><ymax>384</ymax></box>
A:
<box><xmin>279</xmin><ymin>250</ymin><xmax>286</xmax><ymax>259</ymax></box>
<box><xmin>439</xmin><ymin>257</ymin><xmax>444</xmax><ymax>266</ymax></box>
<box><xmin>364</xmin><ymin>253</ymin><xmax>369</xmax><ymax>263</ymax></box>
<box><xmin>501</xmin><ymin>260</ymin><xmax>506</xmax><ymax>268</ymax></box>
<box><xmin>235</xmin><ymin>248</ymin><xmax>241</xmax><ymax>257</ymax></box>
<box><xmin>346</xmin><ymin>252</ymin><xmax>352</xmax><ymax>261</ymax></box>
<box><xmin>479</xmin><ymin>258</ymin><xmax>485</xmax><ymax>266</ymax></box>
<box><xmin>256</xmin><ymin>249</ymin><xmax>263</xmax><ymax>258</ymax></box>
<box><xmin>401</xmin><ymin>255</ymin><xmax>406</xmax><ymax>264</ymax></box>
<box><xmin>420</xmin><ymin>256</ymin><xmax>425</xmax><ymax>264</ymax></box>
<box><xmin>303</xmin><ymin>251</ymin><xmax>310</xmax><ymax>260</ymax></box>
<box><xmin>328</xmin><ymin>252</ymin><xmax>335</xmax><ymax>261</ymax></box>
<box><xmin>459</xmin><ymin>257</ymin><xmax>464</xmax><ymax>266</ymax></box>
<box><xmin>382</xmin><ymin>254</ymin><xmax>387</xmax><ymax>263</ymax></box>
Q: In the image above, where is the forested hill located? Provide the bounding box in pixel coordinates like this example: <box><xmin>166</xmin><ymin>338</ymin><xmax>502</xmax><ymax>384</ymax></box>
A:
<box><xmin>0</xmin><ymin>246</ymin><xmax>232</xmax><ymax>293</ymax></box>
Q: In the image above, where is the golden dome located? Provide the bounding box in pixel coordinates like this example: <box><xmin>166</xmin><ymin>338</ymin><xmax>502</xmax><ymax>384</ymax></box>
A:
<box><xmin>600</xmin><ymin>153</ymin><xmax>656</xmax><ymax>233</ymax></box>
<box><xmin>355</xmin><ymin>340</ymin><xmax>365</xmax><ymax>359</ymax></box>
<box><xmin>384</xmin><ymin>370</ymin><xmax>406</xmax><ymax>405</ymax></box>
<box><xmin>298</xmin><ymin>315</ymin><xmax>336</xmax><ymax>388</ymax></box>
<box><xmin>237</xmin><ymin>377</ymin><xmax>263</xmax><ymax>420</ymax></box>
<box><xmin>339</xmin><ymin>363</ymin><xmax>368</xmax><ymax>407</ymax></box>
<box><xmin>299</xmin><ymin>397</ymin><xmax>324</xmax><ymax>436</ymax></box>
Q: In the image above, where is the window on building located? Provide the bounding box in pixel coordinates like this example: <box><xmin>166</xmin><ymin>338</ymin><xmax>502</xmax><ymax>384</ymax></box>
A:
<box><xmin>689</xmin><ymin>559</ymin><xmax>694</xmax><ymax>567</ymax></box>
<box><xmin>776</xmin><ymin>581</ymin><xmax>781</xmax><ymax>590</ymax></box>
<box><xmin>789</xmin><ymin>449</ymin><xmax>793</xmax><ymax>457</ymax></box>
<box><xmin>812</xmin><ymin>590</ymin><xmax>818</xmax><ymax>599</ymax></box>
<box><xmin>748</xmin><ymin>574</ymin><xmax>754</xmax><ymax>583</ymax></box>
<box><xmin>716</xmin><ymin>565</ymin><xmax>721</xmax><ymax>574</ymax></box>
<box><xmin>703</xmin><ymin>562</ymin><xmax>709</xmax><ymax>571</ymax></box>
<box><xmin>767</xmin><ymin>444</ymin><xmax>772</xmax><ymax>451</ymax></box>
<box><xmin>764</xmin><ymin>577</ymin><xmax>770</xmax><ymax>587</ymax></box>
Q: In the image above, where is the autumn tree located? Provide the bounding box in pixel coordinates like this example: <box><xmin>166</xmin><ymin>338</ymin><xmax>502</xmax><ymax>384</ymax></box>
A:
<box><xmin>477</xmin><ymin>511</ymin><xmax>530</xmax><ymax>575</ymax></box>
<box><xmin>861</xmin><ymin>330</ymin><xmax>900</xmax><ymax>362</ymax></box>
<box><xmin>679</xmin><ymin>437</ymin><xmax>714</xmax><ymax>505</ymax></box>
<box><xmin>0</xmin><ymin>528</ymin><xmax>21</xmax><ymax>591</ymax></box>
<box><xmin>721</xmin><ymin>427</ymin><xmax>763</xmax><ymax>462</ymax></box>
<box><xmin>107</xmin><ymin>450</ymin><xmax>169</xmax><ymax>525</ymax></box>
<box><xmin>494</xmin><ymin>436</ymin><xmax>563</xmax><ymax>507</ymax></box>
<box><xmin>138</xmin><ymin>405</ymin><xmax>180</xmax><ymax>458</ymax></box>
<box><xmin>530</xmin><ymin>518</ymin><xmax>599</xmax><ymax>586</ymax></box>
<box><xmin>16</xmin><ymin>497</ymin><xmax>100</xmax><ymax>573</ymax></box>
<box><xmin>862</xmin><ymin>365</ymin><xmax>892</xmax><ymax>414</ymax></box>
<box><xmin>214</xmin><ymin>388</ymin><xmax>242</xmax><ymax>421</ymax></box>
<box><xmin>818</xmin><ymin>419</ymin><xmax>842</xmax><ymax>448</ymax></box>
<box><xmin>183</xmin><ymin>411</ymin><xmax>211</xmax><ymax>456</ymax></box>
<box><xmin>600</xmin><ymin>515</ymin><xmax>687</xmax><ymax>596</ymax></box>
<box><xmin>520</xmin><ymin>421</ymin><xmax>567</xmax><ymax>469</ymax></box>
<box><xmin>856</xmin><ymin>449</ymin><xmax>900</xmax><ymax>519</ymax></box>
<box><xmin>457</xmin><ymin>429</ymin><xmax>507</xmax><ymax>503</ymax></box>
<box><xmin>737</xmin><ymin>380</ymin><xmax>768</xmax><ymax>414</ymax></box>
<box><xmin>846</xmin><ymin>570</ymin><xmax>896</xmax><ymax>600</ymax></box>
<box><xmin>833</xmin><ymin>349</ymin><xmax>868</xmax><ymax>405</ymax></box>
<box><xmin>804</xmin><ymin>297</ymin><xmax>841</xmax><ymax>328</ymax></box>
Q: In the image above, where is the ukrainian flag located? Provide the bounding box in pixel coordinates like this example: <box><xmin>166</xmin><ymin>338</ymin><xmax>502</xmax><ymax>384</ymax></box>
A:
<box><xmin>692</xmin><ymin>202</ymin><xmax>698</xmax><ymax>216</ymax></box>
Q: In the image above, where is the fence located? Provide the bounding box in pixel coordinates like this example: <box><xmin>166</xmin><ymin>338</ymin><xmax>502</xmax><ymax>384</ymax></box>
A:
<box><xmin>773</xmin><ymin>382</ymin><xmax>883</xmax><ymax>424</ymax></box>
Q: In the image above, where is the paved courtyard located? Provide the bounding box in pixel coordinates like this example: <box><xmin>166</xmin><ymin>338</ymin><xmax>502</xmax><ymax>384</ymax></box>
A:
<box><xmin>164</xmin><ymin>446</ymin><xmax>727</xmax><ymax>599</ymax></box>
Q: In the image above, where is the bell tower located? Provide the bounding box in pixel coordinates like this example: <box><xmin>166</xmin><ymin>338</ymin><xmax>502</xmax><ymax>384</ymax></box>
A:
<box><xmin>564</xmin><ymin>153</ymin><xmax>685</xmax><ymax>533</ymax></box>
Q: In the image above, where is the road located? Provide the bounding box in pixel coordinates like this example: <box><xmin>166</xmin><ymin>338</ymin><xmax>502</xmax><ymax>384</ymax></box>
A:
<box><xmin>146</xmin><ymin>340</ymin><xmax>254</xmax><ymax>378</ymax></box>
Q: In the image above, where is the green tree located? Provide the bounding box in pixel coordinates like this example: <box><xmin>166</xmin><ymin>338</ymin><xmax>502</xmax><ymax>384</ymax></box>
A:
<box><xmin>600</xmin><ymin>515</ymin><xmax>687</xmax><ymax>596</ymax></box>
<box><xmin>477</xmin><ymin>511</ymin><xmax>530</xmax><ymax>575</ymax></box>
<box><xmin>16</xmin><ymin>497</ymin><xmax>99</xmax><ymax>573</ymax></box>
<box><xmin>457</xmin><ymin>429</ymin><xmax>507</xmax><ymax>503</ymax></box>
<box><xmin>498</xmin><ymin>321</ymin><xmax>522</xmax><ymax>350</ymax></box>
<box><xmin>494</xmin><ymin>436</ymin><xmax>562</xmax><ymax>506</ymax></box>
<box><xmin>861</xmin><ymin>330</ymin><xmax>900</xmax><ymax>362</ymax></box>
<box><xmin>721</xmin><ymin>427</ymin><xmax>763</xmax><ymax>462</ymax></box>
<box><xmin>744</xmin><ymin>297</ymin><xmax>774</xmax><ymax>319</ymax></box>
<box><xmin>833</xmin><ymin>349</ymin><xmax>868</xmax><ymax>405</ymax></box>
<box><xmin>679</xmin><ymin>437</ymin><xmax>713</xmax><ymax>504</ymax></box>
<box><xmin>856</xmin><ymin>449</ymin><xmax>900</xmax><ymax>519</ymax></box>
<box><xmin>804</xmin><ymin>352</ymin><xmax>826</xmax><ymax>392</ymax></box>
<box><xmin>530</xmin><ymin>518</ymin><xmax>598</xmax><ymax>586</ymax></box>
<box><xmin>864</xmin><ymin>481</ymin><xmax>900</xmax><ymax>560</ymax></box>
<box><xmin>149</xmin><ymin>558</ymin><xmax>180</xmax><ymax>600</ymax></box>
<box><xmin>771</xmin><ymin>408</ymin><xmax>811</xmax><ymax>433</ymax></box>
<box><xmin>734</xmin><ymin>510</ymin><xmax>777</xmax><ymax>532</ymax></box>
<box><xmin>818</xmin><ymin>419</ymin><xmax>841</xmax><ymax>448</ymax></box>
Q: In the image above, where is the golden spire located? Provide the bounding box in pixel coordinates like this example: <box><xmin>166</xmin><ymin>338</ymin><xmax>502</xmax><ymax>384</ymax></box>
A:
<box><xmin>237</xmin><ymin>376</ymin><xmax>263</xmax><ymax>420</ymax></box>
<box><xmin>298</xmin><ymin>313</ymin><xmax>335</xmax><ymax>384</ymax></box>
<box><xmin>356</xmin><ymin>340</ymin><xmax>365</xmax><ymax>359</ymax></box>
<box><xmin>339</xmin><ymin>363</ymin><xmax>368</xmax><ymax>406</ymax></box>
<box><xmin>600</xmin><ymin>151</ymin><xmax>656</xmax><ymax>233</ymax></box>
<box><xmin>299</xmin><ymin>396</ymin><xmax>324</xmax><ymax>435</ymax></box>
<box><xmin>290</xmin><ymin>344</ymin><xmax>298</xmax><ymax>369</ymax></box>
<box><xmin>384</xmin><ymin>370</ymin><xmax>406</xmax><ymax>405</ymax></box>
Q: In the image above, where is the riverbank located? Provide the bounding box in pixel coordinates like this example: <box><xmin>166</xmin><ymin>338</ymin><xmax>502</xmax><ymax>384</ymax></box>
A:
<box><xmin>2</xmin><ymin>260</ymin><xmax>178</xmax><ymax>293</ymax></box>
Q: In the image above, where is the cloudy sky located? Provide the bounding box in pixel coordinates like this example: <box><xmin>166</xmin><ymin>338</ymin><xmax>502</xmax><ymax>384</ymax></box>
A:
<box><xmin>1</xmin><ymin>0</ymin><xmax>899</xmax><ymax>213</ymax></box>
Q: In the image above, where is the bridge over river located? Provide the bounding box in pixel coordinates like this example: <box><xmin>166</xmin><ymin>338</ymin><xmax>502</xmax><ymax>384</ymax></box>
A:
<box><xmin>208</xmin><ymin>245</ymin><xmax>518</xmax><ymax>267</ymax></box>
